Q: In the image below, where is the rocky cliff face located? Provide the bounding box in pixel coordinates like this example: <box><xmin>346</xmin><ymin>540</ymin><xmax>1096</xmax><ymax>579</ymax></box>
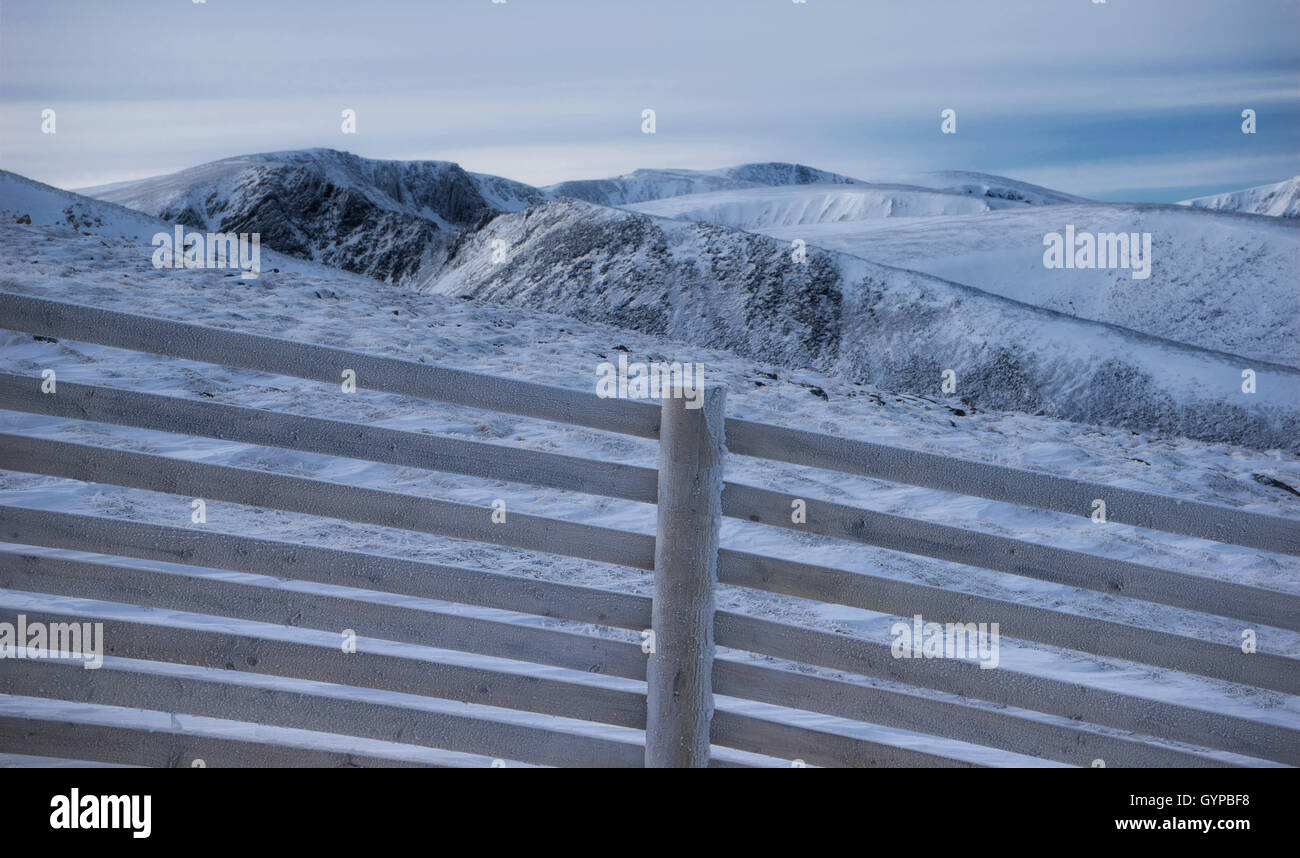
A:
<box><xmin>85</xmin><ymin>149</ymin><xmax>544</xmax><ymax>286</ymax></box>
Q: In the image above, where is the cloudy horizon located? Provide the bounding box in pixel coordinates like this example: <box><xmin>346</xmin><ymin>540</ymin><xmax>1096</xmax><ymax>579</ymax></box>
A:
<box><xmin>2</xmin><ymin>0</ymin><xmax>1297</xmax><ymax>202</ymax></box>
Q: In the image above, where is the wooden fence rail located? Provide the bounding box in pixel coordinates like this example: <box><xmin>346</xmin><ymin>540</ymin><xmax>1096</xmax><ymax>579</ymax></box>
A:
<box><xmin>4</xmin><ymin>292</ymin><xmax>1294</xmax><ymax>554</ymax></box>
<box><xmin>1</xmin><ymin>428</ymin><xmax>1291</xmax><ymax>694</ymax></box>
<box><xmin>5</xmin><ymin>373</ymin><xmax>1293</xmax><ymax>632</ymax></box>
<box><xmin>1</xmin><ymin>291</ymin><xmax>1297</xmax><ymax>767</ymax></box>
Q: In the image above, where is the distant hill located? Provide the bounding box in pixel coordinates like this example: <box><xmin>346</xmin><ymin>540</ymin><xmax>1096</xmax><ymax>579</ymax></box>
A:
<box><xmin>877</xmin><ymin>170</ymin><xmax>1089</xmax><ymax>206</ymax></box>
<box><xmin>1180</xmin><ymin>176</ymin><xmax>1300</xmax><ymax>219</ymax></box>
<box><xmin>542</xmin><ymin>162</ymin><xmax>863</xmax><ymax>206</ymax></box>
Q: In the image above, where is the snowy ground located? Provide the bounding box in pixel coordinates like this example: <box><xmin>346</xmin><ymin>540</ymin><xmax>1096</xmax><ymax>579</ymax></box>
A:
<box><xmin>1</xmin><ymin>215</ymin><xmax>1297</xmax><ymax>766</ymax></box>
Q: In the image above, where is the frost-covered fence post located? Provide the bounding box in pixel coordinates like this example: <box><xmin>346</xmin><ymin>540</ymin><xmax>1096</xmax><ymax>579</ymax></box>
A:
<box><xmin>645</xmin><ymin>385</ymin><xmax>725</xmax><ymax>768</ymax></box>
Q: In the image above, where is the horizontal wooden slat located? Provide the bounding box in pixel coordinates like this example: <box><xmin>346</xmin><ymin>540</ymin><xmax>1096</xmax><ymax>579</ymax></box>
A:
<box><xmin>4</xmin><ymin>291</ymin><xmax>1295</xmax><ymax>768</ymax></box>
<box><xmin>3</xmin><ymin>389</ymin><xmax>1288</xmax><ymax>690</ymax></box>
<box><xmin>0</xmin><ymin>433</ymin><xmax>656</xmax><ymax>571</ymax></box>
<box><xmin>5</xmin><ymin>369</ymin><xmax>1289</xmax><ymax>647</ymax></box>
<box><xmin>7</xmin><ymin>657</ymin><xmax>983</xmax><ymax>768</ymax></box>
<box><xmin>2</xmin><ymin>658</ymin><xmax>647</xmax><ymax>768</ymax></box>
<box><xmin>716</xmin><ymin>548</ymin><xmax>1300</xmax><ymax>694</ymax></box>
<box><xmin>0</xmin><ymin>372</ymin><xmax>658</xmax><ymax>503</ymax></box>
<box><xmin>0</xmin><ymin>291</ymin><xmax>661</xmax><ymax>437</ymax></box>
<box><xmin>3</xmin><ymin>379</ymin><xmax>1290</xmax><ymax>681</ymax></box>
<box><xmin>9</xmin><ymin>516</ymin><xmax>1223</xmax><ymax>767</ymax></box>
<box><xmin>714</xmin><ymin>610</ymin><xmax>1300</xmax><ymax>766</ymax></box>
<box><xmin>710</xmin><ymin>709</ymin><xmax>979</xmax><ymax>768</ymax></box>
<box><xmin>3</xmin><ymin>561</ymin><xmax>1257</xmax><ymax>767</ymax></box>
<box><xmin>0</xmin><ymin>553</ymin><xmax>1007</xmax><ymax>767</ymax></box>
<box><xmin>0</xmin><ymin>505</ymin><xmax>651</xmax><ymax>630</ymax></box>
<box><xmin>1</xmin><ymin>511</ymin><xmax>1289</xmax><ymax>764</ymax></box>
<box><xmin>722</xmin><ymin>484</ymin><xmax>1300</xmax><ymax>633</ymax></box>
<box><xmin>0</xmin><ymin>752</ymin><xmax>133</xmax><ymax>768</ymax></box>
<box><xmin>5</xmin><ymin>291</ymin><xmax>1292</xmax><ymax>554</ymax></box>
<box><xmin>18</xmin><ymin>375</ymin><xmax>1277</xmax><ymax>640</ymax></box>
<box><xmin>10</xmin><ymin>496</ymin><xmax>1284</xmax><ymax>696</ymax></box>
<box><xmin>726</xmin><ymin>418</ymin><xmax>1300</xmax><ymax>555</ymax></box>
<box><xmin>0</xmin><ymin>550</ymin><xmax>1221</xmax><ymax>767</ymax></box>
<box><xmin>712</xmin><ymin>659</ymin><xmax>1234</xmax><ymax>768</ymax></box>
<box><xmin>2</xmin><ymin>586</ymin><xmax>1272</xmax><ymax>768</ymax></box>
<box><xmin>0</xmin><ymin>602</ymin><xmax>649</xmax><ymax>729</ymax></box>
<box><xmin>0</xmin><ymin>552</ymin><xmax>647</xmax><ymax>680</ymax></box>
<box><xmin>0</xmin><ymin>603</ymin><xmax>973</xmax><ymax>767</ymax></box>
<box><xmin>0</xmin><ymin>702</ymin><xmax>470</xmax><ymax>768</ymax></box>
<box><xmin>12</xmin><ymin>374</ymin><xmax>1280</xmax><ymax>639</ymax></box>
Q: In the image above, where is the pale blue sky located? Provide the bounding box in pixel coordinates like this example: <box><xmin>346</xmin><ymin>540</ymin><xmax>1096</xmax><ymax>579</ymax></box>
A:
<box><xmin>1</xmin><ymin>0</ymin><xmax>1297</xmax><ymax>201</ymax></box>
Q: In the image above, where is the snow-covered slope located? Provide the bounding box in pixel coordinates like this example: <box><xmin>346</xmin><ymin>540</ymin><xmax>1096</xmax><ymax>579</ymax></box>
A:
<box><xmin>1</xmin><ymin>169</ymin><xmax>167</xmax><ymax>240</ymax></box>
<box><xmin>755</xmin><ymin>203</ymin><xmax>1300</xmax><ymax>367</ymax></box>
<box><xmin>79</xmin><ymin>149</ymin><xmax>545</xmax><ymax>285</ymax></box>
<box><xmin>543</xmin><ymin>162</ymin><xmax>862</xmax><ymax>206</ymax></box>
<box><xmin>1180</xmin><ymin>176</ymin><xmax>1300</xmax><ymax>219</ymax></box>
<box><xmin>625</xmin><ymin>183</ymin><xmax>1031</xmax><ymax>228</ymax></box>
<box><xmin>877</xmin><ymin>171</ymin><xmax>1089</xmax><ymax>206</ymax></box>
<box><xmin>2</xmin><ymin>196</ymin><xmax>1298</xmax><ymax>765</ymax></box>
<box><xmin>429</xmin><ymin>199</ymin><xmax>1300</xmax><ymax>451</ymax></box>
<box><xmin>46</xmin><ymin>157</ymin><xmax>1300</xmax><ymax>438</ymax></box>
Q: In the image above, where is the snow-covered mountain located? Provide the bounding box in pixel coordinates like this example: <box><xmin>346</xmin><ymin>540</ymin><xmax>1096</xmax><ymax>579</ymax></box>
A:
<box><xmin>0</xmin><ymin>169</ymin><xmax>380</xmax><ymax>289</ymax></box>
<box><xmin>82</xmin><ymin>148</ymin><xmax>546</xmax><ymax>224</ymax></box>
<box><xmin>1</xmin><ymin>169</ymin><xmax>169</xmax><ymax>240</ymax></box>
<box><xmin>618</xmin><ymin>176</ymin><xmax>1296</xmax><ymax>368</ymax></box>
<box><xmin>54</xmin><ymin>151</ymin><xmax>1300</xmax><ymax>445</ymax></box>
<box><xmin>1180</xmin><ymin>176</ymin><xmax>1300</xmax><ymax>219</ymax></box>
<box><xmin>428</xmin><ymin>198</ymin><xmax>1300</xmax><ymax>451</ymax></box>
<box><xmin>78</xmin><ymin>151</ymin><xmax>870</xmax><ymax>284</ymax></box>
<box><xmin>752</xmin><ymin>203</ymin><xmax>1300</xmax><ymax>367</ymax></box>
<box><xmin>542</xmin><ymin>162</ymin><xmax>862</xmax><ymax>206</ymax></box>
<box><xmin>80</xmin><ymin>149</ymin><xmax>545</xmax><ymax>285</ymax></box>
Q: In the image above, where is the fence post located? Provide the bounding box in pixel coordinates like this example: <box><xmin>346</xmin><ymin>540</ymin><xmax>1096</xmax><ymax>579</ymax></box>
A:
<box><xmin>645</xmin><ymin>385</ymin><xmax>725</xmax><ymax>768</ymax></box>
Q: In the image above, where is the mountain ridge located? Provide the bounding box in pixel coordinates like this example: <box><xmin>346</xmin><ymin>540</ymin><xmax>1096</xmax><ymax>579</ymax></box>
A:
<box><xmin>1180</xmin><ymin>176</ymin><xmax>1300</xmax><ymax>219</ymax></box>
<box><xmin>7</xmin><ymin>168</ymin><xmax>1298</xmax><ymax>451</ymax></box>
<box><xmin>78</xmin><ymin>149</ymin><xmax>907</xmax><ymax>284</ymax></box>
<box><xmin>428</xmin><ymin>197</ymin><xmax>1300</xmax><ymax>451</ymax></box>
